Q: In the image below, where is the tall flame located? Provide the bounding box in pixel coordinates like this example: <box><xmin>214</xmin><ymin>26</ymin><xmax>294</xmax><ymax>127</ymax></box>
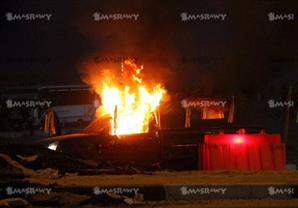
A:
<box><xmin>94</xmin><ymin>59</ymin><xmax>165</xmax><ymax>135</ymax></box>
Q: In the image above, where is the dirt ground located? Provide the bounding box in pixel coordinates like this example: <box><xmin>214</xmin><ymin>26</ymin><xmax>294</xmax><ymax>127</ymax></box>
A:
<box><xmin>2</xmin><ymin>170</ymin><xmax>298</xmax><ymax>207</ymax></box>
<box><xmin>28</xmin><ymin>170</ymin><xmax>298</xmax><ymax>186</ymax></box>
<box><xmin>1</xmin><ymin>198</ymin><xmax>298</xmax><ymax>208</ymax></box>
<box><xmin>123</xmin><ymin>199</ymin><xmax>298</xmax><ymax>208</ymax></box>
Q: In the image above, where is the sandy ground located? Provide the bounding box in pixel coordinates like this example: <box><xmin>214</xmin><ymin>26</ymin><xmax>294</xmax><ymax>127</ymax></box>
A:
<box><xmin>1</xmin><ymin>198</ymin><xmax>298</xmax><ymax>208</ymax></box>
<box><xmin>132</xmin><ymin>199</ymin><xmax>298</xmax><ymax>208</ymax></box>
<box><xmin>28</xmin><ymin>170</ymin><xmax>298</xmax><ymax>186</ymax></box>
<box><xmin>3</xmin><ymin>170</ymin><xmax>298</xmax><ymax>207</ymax></box>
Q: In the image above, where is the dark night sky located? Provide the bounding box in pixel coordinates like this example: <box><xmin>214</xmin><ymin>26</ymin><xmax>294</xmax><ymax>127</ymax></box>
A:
<box><xmin>0</xmin><ymin>0</ymin><xmax>298</xmax><ymax>95</ymax></box>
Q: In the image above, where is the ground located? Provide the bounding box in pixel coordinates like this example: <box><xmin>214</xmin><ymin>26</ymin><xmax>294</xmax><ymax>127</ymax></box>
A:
<box><xmin>27</xmin><ymin>170</ymin><xmax>298</xmax><ymax>186</ymax></box>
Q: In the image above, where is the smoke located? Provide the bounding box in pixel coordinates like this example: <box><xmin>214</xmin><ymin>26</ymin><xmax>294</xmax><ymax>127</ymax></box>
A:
<box><xmin>75</xmin><ymin>0</ymin><xmax>181</xmax><ymax>91</ymax></box>
<box><xmin>75</xmin><ymin>0</ymin><xmax>298</xmax><ymax>95</ymax></box>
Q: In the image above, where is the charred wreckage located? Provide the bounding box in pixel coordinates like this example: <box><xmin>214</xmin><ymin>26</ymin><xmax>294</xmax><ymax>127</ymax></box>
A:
<box><xmin>1</xmin><ymin>59</ymin><xmax>286</xmax><ymax>174</ymax></box>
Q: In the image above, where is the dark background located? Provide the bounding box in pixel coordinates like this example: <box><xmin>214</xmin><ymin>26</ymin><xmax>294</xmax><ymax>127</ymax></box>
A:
<box><xmin>0</xmin><ymin>0</ymin><xmax>298</xmax><ymax>95</ymax></box>
<box><xmin>0</xmin><ymin>0</ymin><xmax>298</xmax><ymax>164</ymax></box>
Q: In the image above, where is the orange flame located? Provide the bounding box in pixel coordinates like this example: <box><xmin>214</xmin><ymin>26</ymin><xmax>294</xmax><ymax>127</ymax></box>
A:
<box><xmin>94</xmin><ymin>59</ymin><xmax>165</xmax><ymax>135</ymax></box>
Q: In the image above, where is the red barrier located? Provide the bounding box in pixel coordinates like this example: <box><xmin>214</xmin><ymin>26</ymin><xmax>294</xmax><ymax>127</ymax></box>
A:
<box><xmin>200</xmin><ymin>143</ymin><xmax>285</xmax><ymax>170</ymax></box>
<box><xmin>200</xmin><ymin>133</ymin><xmax>285</xmax><ymax>170</ymax></box>
<box><xmin>209</xmin><ymin>145</ymin><xmax>223</xmax><ymax>170</ymax></box>
<box><xmin>204</xmin><ymin>134</ymin><xmax>281</xmax><ymax>145</ymax></box>
<box><xmin>272</xmin><ymin>144</ymin><xmax>286</xmax><ymax>170</ymax></box>
<box><xmin>247</xmin><ymin>144</ymin><xmax>261</xmax><ymax>170</ymax></box>
<box><xmin>260</xmin><ymin>144</ymin><xmax>274</xmax><ymax>170</ymax></box>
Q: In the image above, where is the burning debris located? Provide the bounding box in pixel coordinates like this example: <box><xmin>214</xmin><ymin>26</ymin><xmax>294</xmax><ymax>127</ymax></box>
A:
<box><xmin>90</xmin><ymin>58</ymin><xmax>166</xmax><ymax>135</ymax></box>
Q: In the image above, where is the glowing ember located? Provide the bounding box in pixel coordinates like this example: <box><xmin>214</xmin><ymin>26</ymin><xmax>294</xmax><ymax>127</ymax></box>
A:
<box><xmin>94</xmin><ymin>59</ymin><xmax>165</xmax><ymax>135</ymax></box>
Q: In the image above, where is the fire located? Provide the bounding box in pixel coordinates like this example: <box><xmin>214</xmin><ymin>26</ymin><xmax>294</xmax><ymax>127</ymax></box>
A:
<box><xmin>94</xmin><ymin>59</ymin><xmax>165</xmax><ymax>135</ymax></box>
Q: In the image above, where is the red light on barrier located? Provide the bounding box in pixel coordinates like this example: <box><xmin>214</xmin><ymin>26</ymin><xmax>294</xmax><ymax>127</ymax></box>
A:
<box><xmin>204</xmin><ymin>133</ymin><xmax>281</xmax><ymax>145</ymax></box>
<box><xmin>233</xmin><ymin>137</ymin><xmax>244</xmax><ymax>144</ymax></box>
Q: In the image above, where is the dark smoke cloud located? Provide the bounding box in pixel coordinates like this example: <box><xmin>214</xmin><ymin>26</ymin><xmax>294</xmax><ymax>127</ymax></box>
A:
<box><xmin>76</xmin><ymin>0</ymin><xmax>182</xmax><ymax>90</ymax></box>
<box><xmin>76</xmin><ymin>0</ymin><xmax>298</xmax><ymax>95</ymax></box>
<box><xmin>1</xmin><ymin>0</ymin><xmax>297</xmax><ymax>94</ymax></box>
